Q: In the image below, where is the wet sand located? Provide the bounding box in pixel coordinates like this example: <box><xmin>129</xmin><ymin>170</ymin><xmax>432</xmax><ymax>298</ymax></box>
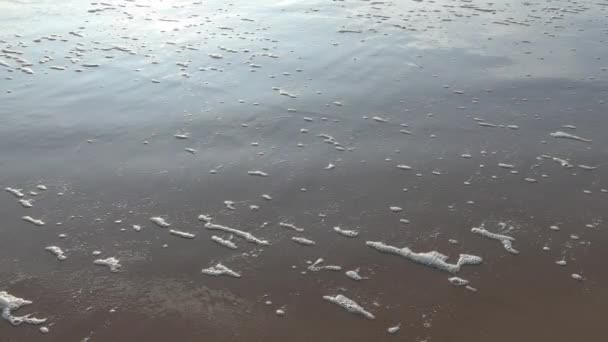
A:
<box><xmin>1</xmin><ymin>0</ymin><xmax>608</xmax><ymax>341</ymax></box>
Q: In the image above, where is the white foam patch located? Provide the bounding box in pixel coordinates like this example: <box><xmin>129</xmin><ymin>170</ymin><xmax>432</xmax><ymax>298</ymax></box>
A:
<box><xmin>261</xmin><ymin>194</ymin><xmax>273</xmax><ymax>200</ymax></box>
<box><xmin>323</xmin><ymin>294</ymin><xmax>375</xmax><ymax>320</ymax></box>
<box><xmin>365</xmin><ymin>241</ymin><xmax>482</xmax><ymax>274</ymax></box>
<box><xmin>132</xmin><ymin>225</ymin><xmax>142</xmax><ymax>232</ymax></box>
<box><xmin>571</xmin><ymin>273</ymin><xmax>583</xmax><ymax>281</ymax></box>
<box><xmin>550</xmin><ymin>131</ymin><xmax>592</xmax><ymax>143</ymax></box>
<box><xmin>372</xmin><ymin>116</ymin><xmax>387</xmax><ymax>123</ymax></box>
<box><xmin>346</xmin><ymin>268</ymin><xmax>367</xmax><ymax>281</ymax></box>
<box><xmin>94</xmin><ymin>257</ymin><xmax>121</xmax><ymax>272</ymax></box>
<box><xmin>248</xmin><ymin>170</ymin><xmax>268</xmax><ymax>177</ymax></box>
<box><xmin>551</xmin><ymin>156</ymin><xmax>572</xmax><ymax>168</ymax></box>
<box><xmin>174</xmin><ymin>133</ymin><xmax>190</xmax><ymax>139</ymax></box>
<box><xmin>36</xmin><ymin>185</ymin><xmax>47</xmax><ymax>191</ymax></box>
<box><xmin>387</xmin><ymin>324</ymin><xmax>401</xmax><ymax>334</ymax></box>
<box><xmin>279</xmin><ymin>222</ymin><xmax>304</xmax><ymax>232</ymax></box>
<box><xmin>199</xmin><ymin>215</ymin><xmax>269</xmax><ymax>246</ymax></box>
<box><xmin>201</xmin><ymin>263</ymin><xmax>241</xmax><ymax>278</ymax></box>
<box><xmin>224</xmin><ymin>200</ymin><xmax>236</xmax><ymax>210</ymax></box>
<box><xmin>308</xmin><ymin>258</ymin><xmax>342</xmax><ymax>272</ymax></box>
<box><xmin>389</xmin><ymin>206</ymin><xmax>403</xmax><ymax>212</ymax></box>
<box><xmin>448</xmin><ymin>277</ymin><xmax>469</xmax><ymax>286</ymax></box>
<box><xmin>397</xmin><ymin>164</ymin><xmax>412</xmax><ymax>170</ymax></box>
<box><xmin>5</xmin><ymin>187</ymin><xmax>24</xmax><ymax>198</ymax></box>
<box><xmin>19</xmin><ymin>199</ymin><xmax>33</xmax><ymax>208</ymax></box>
<box><xmin>498</xmin><ymin>163</ymin><xmax>514</xmax><ymax>169</ymax></box>
<box><xmin>211</xmin><ymin>236</ymin><xmax>237</xmax><ymax>249</ymax></box>
<box><xmin>170</xmin><ymin>229</ymin><xmax>196</xmax><ymax>239</ymax></box>
<box><xmin>292</xmin><ymin>237</ymin><xmax>316</xmax><ymax>246</ymax></box>
<box><xmin>333</xmin><ymin>226</ymin><xmax>359</xmax><ymax>237</ymax></box>
<box><xmin>45</xmin><ymin>246</ymin><xmax>66</xmax><ymax>260</ymax></box>
<box><xmin>0</xmin><ymin>291</ymin><xmax>47</xmax><ymax>326</ymax></box>
<box><xmin>471</xmin><ymin>225</ymin><xmax>519</xmax><ymax>254</ymax></box>
<box><xmin>150</xmin><ymin>216</ymin><xmax>171</xmax><ymax>228</ymax></box>
<box><xmin>22</xmin><ymin>216</ymin><xmax>44</xmax><ymax>226</ymax></box>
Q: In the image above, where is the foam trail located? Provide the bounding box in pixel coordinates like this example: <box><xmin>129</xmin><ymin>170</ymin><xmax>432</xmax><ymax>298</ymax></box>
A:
<box><xmin>170</xmin><ymin>229</ymin><xmax>196</xmax><ymax>239</ymax></box>
<box><xmin>448</xmin><ymin>277</ymin><xmax>469</xmax><ymax>286</ymax></box>
<box><xmin>333</xmin><ymin>226</ymin><xmax>359</xmax><ymax>237</ymax></box>
<box><xmin>199</xmin><ymin>215</ymin><xmax>269</xmax><ymax>246</ymax></box>
<box><xmin>0</xmin><ymin>291</ymin><xmax>47</xmax><ymax>326</ymax></box>
<box><xmin>346</xmin><ymin>268</ymin><xmax>367</xmax><ymax>280</ymax></box>
<box><xmin>150</xmin><ymin>217</ymin><xmax>171</xmax><ymax>228</ymax></box>
<box><xmin>365</xmin><ymin>241</ymin><xmax>482</xmax><ymax>274</ymax></box>
<box><xmin>19</xmin><ymin>199</ymin><xmax>33</xmax><ymax>208</ymax></box>
<box><xmin>5</xmin><ymin>187</ymin><xmax>24</xmax><ymax>198</ymax></box>
<box><xmin>94</xmin><ymin>257</ymin><xmax>121</xmax><ymax>272</ymax></box>
<box><xmin>211</xmin><ymin>236</ymin><xmax>237</xmax><ymax>249</ymax></box>
<box><xmin>308</xmin><ymin>258</ymin><xmax>341</xmax><ymax>271</ymax></box>
<box><xmin>174</xmin><ymin>133</ymin><xmax>189</xmax><ymax>139</ymax></box>
<box><xmin>387</xmin><ymin>324</ymin><xmax>401</xmax><ymax>334</ymax></box>
<box><xmin>292</xmin><ymin>237</ymin><xmax>315</xmax><ymax>246</ymax></box>
<box><xmin>45</xmin><ymin>246</ymin><xmax>66</xmax><ymax>260</ymax></box>
<box><xmin>201</xmin><ymin>263</ymin><xmax>241</xmax><ymax>278</ymax></box>
<box><xmin>323</xmin><ymin>294</ymin><xmax>375</xmax><ymax>320</ymax></box>
<box><xmin>550</xmin><ymin>131</ymin><xmax>591</xmax><ymax>143</ymax></box>
<box><xmin>471</xmin><ymin>225</ymin><xmax>519</xmax><ymax>254</ymax></box>
<box><xmin>279</xmin><ymin>222</ymin><xmax>304</xmax><ymax>232</ymax></box>
<box><xmin>248</xmin><ymin>170</ymin><xmax>268</xmax><ymax>177</ymax></box>
<box><xmin>22</xmin><ymin>216</ymin><xmax>44</xmax><ymax>226</ymax></box>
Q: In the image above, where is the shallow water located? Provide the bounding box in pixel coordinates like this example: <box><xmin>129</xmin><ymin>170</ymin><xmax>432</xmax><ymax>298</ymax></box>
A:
<box><xmin>1</xmin><ymin>0</ymin><xmax>607</xmax><ymax>341</ymax></box>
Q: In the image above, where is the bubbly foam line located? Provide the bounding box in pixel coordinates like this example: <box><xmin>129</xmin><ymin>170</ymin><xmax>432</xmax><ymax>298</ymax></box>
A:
<box><xmin>365</xmin><ymin>241</ymin><xmax>482</xmax><ymax>274</ymax></box>
<box><xmin>170</xmin><ymin>229</ymin><xmax>196</xmax><ymax>239</ymax></box>
<box><xmin>0</xmin><ymin>291</ymin><xmax>47</xmax><ymax>326</ymax></box>
<box><xmin>199</xmin><ymin>215</ymin><xmax>269</xmax><ymax>246</ymax></box>
<box><xmin>323</xmin><ymin>294</ymin><xmax>375</xmax><ymax>320</ymax></box>
<box><xmin>201</xmin><ymin>263</ymin><xmax>241</xmax><ymax>278</ymax></box>
<box><xmin>211</xmin><ymin>236</ymin><xmax>238</xmax><ymax>249</ymax></box>
<box><xmin>471</xmin><ymin>226</ymin><xmax>519</xmax><ymax>254</ymax></box>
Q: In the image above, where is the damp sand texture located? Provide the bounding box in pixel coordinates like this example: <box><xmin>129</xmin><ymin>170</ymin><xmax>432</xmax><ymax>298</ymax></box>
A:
<box><xmin>1</xmin><ymin>0</ymin><xmax>607</xmax><ymax>341</ymax></box>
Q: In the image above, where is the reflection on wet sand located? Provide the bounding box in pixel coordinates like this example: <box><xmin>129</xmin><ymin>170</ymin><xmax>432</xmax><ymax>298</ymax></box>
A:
<box><xmin>1</xmin><ymin>0</ymin><xmax>607</xmax><ymax>341</ymax></box>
